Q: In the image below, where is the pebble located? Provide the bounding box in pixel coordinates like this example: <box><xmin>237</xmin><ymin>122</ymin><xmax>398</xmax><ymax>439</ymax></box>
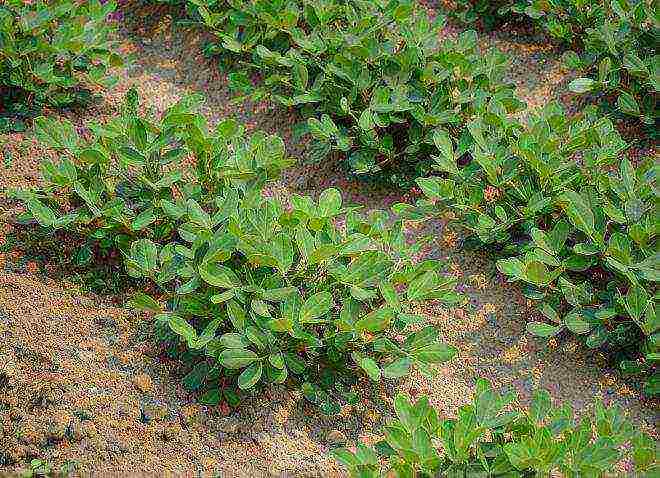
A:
<box><xmin>133</xmin><ymin>373</ymin><xmax>153</xmax><ymax>394</ymax></box>
<box><xmin>326</xmin><ymin>429</ymin><xmax>348</xmax><ymax>445</ymax></box>
<box><xmin>214</xmin><ymin>417</ymin><xmax>241</xmax><ymax>434</ymax></box>
<box><xmin>160</xmin><ymin>422</ymin><xmax>183</xmax><ymax>441</ymax></box>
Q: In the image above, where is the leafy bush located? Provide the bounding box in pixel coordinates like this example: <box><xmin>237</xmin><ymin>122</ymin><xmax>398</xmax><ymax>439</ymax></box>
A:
<box><xmin>508</xmin><ymin>0</ymin><xmax>607</xmax><ymax>44</ymax></box>
<box><xmin>11</xmin><ymin>90</ymin><xmax>462</xmax><ymax>411</ymax></box>
<box><xmin>564</xmin><ymin>0</ymin><xmax>658</xmax><ymax>125</ymax></box>
<box><xmin>10</xmin><ymin>91</ymin><xmax>200</xmax><ymax>259</ymax></box>
<box><xmin>190</xmin><ymin>0</ymin><xmax>523</xmax><ymax>183</ymax></box>
<box><xmin>125</xmin><ymin>187</ymin><xmax>462</xmax><ymax>412</ymax></box>
<box><xmin>9</xmin><ymin>90</ymin><xmax>295</xmax><ymax>260</ymax></box>
<box><xmin>408</xmin><ymin>102</ymin><xmax>658</xmax><ymax>394</ymax></box>
<box><xmin>446</xmin><ymin>0</ymin><xmax>607</xmax><ymax>41</ymax></box>
<box><xmin>333</xmin><ymin>379</ymin><xmax>658</xmax><ymax>477</ymax></box>
<box><xmin>446</xmin><ymin>0</ymin><xmax>511</xmax><ymax>29</ymax></box>
<box><xmin>444</xmin><ymin>1</ymin><xmax>658</xmax><ymax>125</ymax></box>
<box><xmin>0</xmin><ymin>0</ymin><xmax>124</xmax><ymax>121</ymax></box>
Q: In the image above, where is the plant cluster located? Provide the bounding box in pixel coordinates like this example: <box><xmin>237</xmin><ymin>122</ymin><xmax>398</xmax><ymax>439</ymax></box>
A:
<box><xmin>0</xmin><ymin>0</ymin><xmax>123</xmax><ymax>127</ymax></box>
<box><xmin>564</xmin><ymin>0</ymin><xmax>658</xmax><ymax>125</ymax></box>
<box><xmin>186</xmin><ymin>0</ymin><xmax>523</xmax><ymax>184</ymax></box>
<box><xmin>446</xmin><ymin>0</ymin><xmax>511</xmax><ymax>30</ymax></box>
<box><xmin>443</xmin><ymin>0</ymin><xmax>658</xmax><ymax>124</ymax></box>
<box><xmin>10</xmin><ymin>91</ymin><xmax>462</xmax><ymax>411</ymax></box>
<box><xmin>334</xmin><ymin>379</ymin><xmax>658</xmax><ymax>477</ymax></box>
<box><xmin>408</xmin><ymin>101</ymin><xmax>658</xmax><ymax>394</ymax></box>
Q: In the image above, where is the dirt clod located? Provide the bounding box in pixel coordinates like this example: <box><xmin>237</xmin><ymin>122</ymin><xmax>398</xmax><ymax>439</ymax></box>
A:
<box><xmin>132</xmin><ymin>373</ymin><xmax>153</xmax><ymax>394</ymax></box>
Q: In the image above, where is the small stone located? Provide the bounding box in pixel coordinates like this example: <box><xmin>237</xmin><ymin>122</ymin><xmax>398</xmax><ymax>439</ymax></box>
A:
<box><xmin>80</xmin><ymin>421</ymin><xmax>99</xmax><ymax>439</ymax></box>
<box><xmin>160</xmin><ymin>422</ymin><xmax>183</xmax><ymax>441</ymax></box>
<box><xmin>327</xmin><ymin>429</ymin><xmax>348</xmax><ymax>445</ymax></box>
<box><xmin>214</xmin><ymin>417</ymin><xmax>241</xmax><ymax>434</ymax></box>
<box><xmin>46</xmin><ymin>412</ymin><xmax>70</xmax><ymax>441</ymax></box>
<box><xmin>133</xmin><ymin>373</ymin><xmax>153</xmax><ymax>393</ymax></box>
<box><xmin>143</xmin><ymin>403</ymin><xmax>169</xmax><ymax>421</ymax></box>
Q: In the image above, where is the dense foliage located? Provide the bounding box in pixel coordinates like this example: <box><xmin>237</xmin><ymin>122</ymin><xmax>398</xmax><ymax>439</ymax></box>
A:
<box><xmin>0</xmin><ymin>0</ymin><xmax>124</xmax><ymax>125</ymax></box>
<box><xmin>444</xmin><ymin>0</ymin><xmax>659</xmax><ymax>124</ymax></box>
<box><xmin>334</xmin><ymin>379</ymin><xmax>658</xmax><ymax>477</ymax></box>
<box><xmin>3</xmin><ymin>1</ymin><xmax>657</xmax><ymax>471</ymax></box>
<box><xmin>9</xmin><ymin>90</ymin><xmax>215</xmax><ymax>259</ymax></box>
<box><xmin>447</xmin><ymin>0</ymin><xmax>510</xmax><ymax>29</ymax></box>
<box><xmin>564</xmin><ymin>0</ymin><xmax>658</xmax><ymax>125</ymax></box>
<box><xmin>11</xmin><ymin>91</ymin><xmax>461</xmax><ymax>411</ymax></box>
<box><xmin>406</xmin><ymin>102</ymin><xmax>658</xmax><ymax>394</ymax></box>
<box><xmin>186</xmin><ymin>0</ymin><xmax>523</xmax><ymax>183</ymax></box>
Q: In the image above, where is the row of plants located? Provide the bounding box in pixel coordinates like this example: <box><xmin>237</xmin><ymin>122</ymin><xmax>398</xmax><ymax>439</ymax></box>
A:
<box><xmin>176</xmin><ymin>0</ymin><xmax>658</xmax><ymax>394</ymax></box>
<box><xmin>9</xmin><ymin>90</ymin><xmax>462</xmax><ymax>412</ymax></box>
<box><xmin>447</xmin><ymin>0</ymin><xmax>658</xmax><ymax>125</ymax></box>
<box><xmin>161</xmin><ymin>2</ymin><xmax>658</xmax><ymax>387</ymax></box>
<box><xmin>4</xmin><ymin>0</ymin><xmax>656</xmax><ymax>416</ymax></box>
<box><xmin>0</xmin><ymin>0</ymin><xmax>125</xmax><ymax>131</ymax></box>
<box><xmin>404</xmin><ymin>100</ymin><xmax>658</xmax><ymax>395</ymax></box>
<box><xmin>178</xmin><ymin>0</ymin><xmax>526</xmax><ymax>185</ymax></box>
<box><xmin>2</xmin><ymin>1</ymin><xmax>656</xmax><ymax>474</ymax></box>
<box><xmin>8</xmin><ymin>89</ymin><xmax>657</xmax><ymax>477</ymax></box>
<box><xmin>336</xmin><ymin>380</ymin><xmax>658</xmax><ymax>477</ymax></box>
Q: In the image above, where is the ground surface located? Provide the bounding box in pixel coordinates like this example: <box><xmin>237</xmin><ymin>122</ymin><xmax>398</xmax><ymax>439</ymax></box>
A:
<box><xmin>0</xmin><ymin>4</ymin><xmax>657</xmax><ymax>477</ymax></box>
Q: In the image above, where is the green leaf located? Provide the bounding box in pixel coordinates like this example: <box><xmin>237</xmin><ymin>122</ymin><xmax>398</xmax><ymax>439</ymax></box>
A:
<box><xmin>199</xmin><ymin>262</ymin><xmax>239</xmax><ymax>288</ymax></box>
<box><xmin>129</xmin><ymin>293</ymin><xmax>161</xmax><ymax>313</ymax></box>
<box><xmin>27</xmin><ymin>199</ymin><xmax>56</xmax><ymax>227</ymax></box>
<box><xmin>199</xmin><ymin>389</ymin><xmax>221</xmax><ymax>406</ymax></box>
<box><xmin>129</xmin><ymin>239</ymin><xmax>158</xmax><ymax>276</ymax></box>
<box><xmin>355</xmin><ymin>307</ymin><xmax>395</xmax><ymax>332</ymax></box>
<box><xmin>559</xmin><ymin>190</ymin><xmax>595</xmax><ymax>237</ymax></box>
<box><xmin>262</xmin><ymin>287</ymin><xmax>297</xmax><ymax>302</ymax></box>
<box><xmin>564</xmin><ymin>310</ymin><xmax>592</xmax><ymax>334</ymax></box>
<box><xmin>218</xmin><ymin>349</ymin><xmax>258</xmax><ymax>369</ymax></box>
<box><xmin>318</xmin><ymin>188</ymin><xmax>342</xmax><ymax>217</ymax></box>
<box><xmin>351</xmin><ymin>353</ymin><xmax>381</xmax><ymax>382</ymax></box>
<box><xmin>271</xmin><ymin>232</ymin><xmax>294</xmax><ymax>275</ymax></box>
<box><xmin>217</xmin><ymin>333</ymin><xmax>249</xmax><ymax>349</ymax></box>
<box><xmin>238</xmin><ymin>362</ymin><xmax>263</xmax><ymax>389</ymax></box>
<box><xmin>617</xmin><ymin>91</ymin><xmax>640</xmax><ymax>116</ymax></box>
<box><xmin>379</xmin><ymin>281</ymin><xmax>400</xmax><ymax>310</ymax></box>
<box><xmin>524</xmin><ymin>261</ymin><xmax>552</xmax><ymax>286</ymax></box>
<box><xmin>131</xmin><ymin>208</ymin><xmax>156</xmax><ymax>231</ymax></box>
<box><xmin>416</xmin><ymin>177</ymin><xmax>455</xmax><ymax>200</ymax></box>
<box><xmin>624</xmin><ymin>285</ymin><xmax>649</xmax><ymax>324</ymax></box>
<box><xmin>34</xmin><ymin>116</ymin><xmax>79</xmax><ymax>151</ymax></box>
<box><xmin>226</xmin><ymin>300</ymin><xmax>247</xmax><ymax>331</ymax></box>
<box><xmin>299</xmin><ymin>291</ymin><xmax>333</xmax><ymax>323</ymax></box>
<box><xmin>118</xmin><ymin>147</ymin><xmax>146</xmax><ymax>167</ymax></box>
<box><xmin>167</xmin><ymin>315</ymin><xmax>197</xmax><ymax>343</ymax></box>
<box><xmin>187</xmin><ymin>199</ymin><xmax>212</xmax><ymax>228</ymax></box>
<box><xmin>382</xmin><ymin>357</ymin><xmax>412</xmax><ymax>378</ymax></box>
<box><xmin>358</xmin><ymin>109</ymin><xmax>374</xmax><ymax>131</ymax></box>
<box><xmin>527</xmin><ymin>321</ymin><xmax>562</xmax><ymax>338</ymax></box>
<box><xmin>410</xmin><ymin>342</ymin><xmax>457</xmax><ymax>364</ymax></box>
<box><xmin>291</xmin><ymin>62</ymin><xmax>308</xmax><ymax>90</ymax></box>
<box><xmin>569</xmin><ymin>77</ymin><xmax>595</xmax><ymax>93</ymax></box>
<box><xmin>308</xmin><ymin>244</ymin><xmax>338</xmax><ymax>264</ymax></box>
<box><xmin>407</xmin><ymin>271</ymin><xmax>437</xmax><ymax>301</ymax></box>
<box><xmin>497</xmin><ymin>258</ymin><xmax>525</xmax><ymax>279</ymax></box>
<box><xmin>432</xmin><ymin>129</ymin><xmax>458</xmax><ymax>174</ymax></box>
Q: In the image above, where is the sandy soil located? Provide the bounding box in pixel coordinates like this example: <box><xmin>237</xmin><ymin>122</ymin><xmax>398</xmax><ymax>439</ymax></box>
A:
<box><xmin>1</xmin><ymin>4</ymin><xmax>657</xmax><ymax>477</ymax></box>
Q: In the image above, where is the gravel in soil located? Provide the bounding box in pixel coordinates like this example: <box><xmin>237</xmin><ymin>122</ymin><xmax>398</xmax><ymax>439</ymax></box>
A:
<box><xmin>1</xmin><ymin>6</ymin><xmax>657</xmax><ymax>477</ymax></box>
